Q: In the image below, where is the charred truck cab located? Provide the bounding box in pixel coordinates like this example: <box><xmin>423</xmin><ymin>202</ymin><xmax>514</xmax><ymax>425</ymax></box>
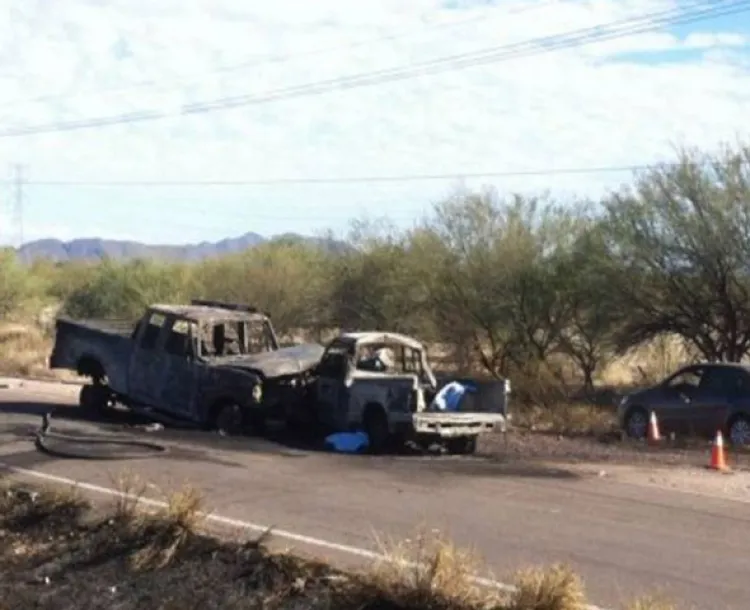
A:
<box><xmin>49</xmin><ymin>299</ymin><xmax>324</xmax><ymax>435</ymax></box>
<box><xmin>313</xmin><ymin>332</ymin><xmax>508</xmax><ymax>454</ymax></box>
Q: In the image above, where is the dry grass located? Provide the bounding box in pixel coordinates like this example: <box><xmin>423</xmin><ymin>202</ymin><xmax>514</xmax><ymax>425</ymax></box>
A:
<box><xmin>0</xmin><ymin>482</ymin><xmax>88</xmax><ymax>532</ymax></box>
<box><xmin>108</xmin><ymin>469</ymin><xmax>150</xmax><ymax>522</ymax></box>
<box><xmin>363</xmin><ymin>529</ymin><xmax>678</xmax><ymax>610</ymax></box>
<box><xmin>508</xmin><ymin>564</ymin><xmax>586</xmax><ymax>610</ymax></box>
<box><xmin>513</xmin><ymin>403</ymin><xmax>617</xmax><ymax>437</ymax></box>
<box><xmin>597</xmin><ymin>335</ymin><xmax>697</xmax><ymax>388</ymax></box>
<box><xmin>365</xmin><ymin>527</ymin><xmax>499</xmax><ymax>609</ymax></box>
<box><xmin>0</xmin><ymin>323</ymin><xmax>55</xmax><ymax>378</ymax></box>
<box><xmin>129</xmin><ymin>484</ymin><xmax>206</xmax><ymax>571</ymax></box>
<box><xmin>0</xmin><ymin>319</ymin><xmax>83</xmax><ymax>382</ymax></box>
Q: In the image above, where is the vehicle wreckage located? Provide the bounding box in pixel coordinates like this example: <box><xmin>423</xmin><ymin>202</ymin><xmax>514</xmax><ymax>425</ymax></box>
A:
<box><xmin>313</xmin><ymin>331</ymin><xmax>509</xmax><ymax>454</ymax></box>
<box><xmin>49</xmin><ymin>299</ymin><xmax>324</xmax><ymax>435</ymax></box>
<box><xmin>49</xmin><ymin>300</ymin><xmax>509</xmax><ymax>453</ymax></box>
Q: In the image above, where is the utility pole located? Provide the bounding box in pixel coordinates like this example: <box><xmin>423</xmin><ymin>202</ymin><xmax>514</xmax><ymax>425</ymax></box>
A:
<box><xmin>12</xmin><ymin>164</ymin><xmax>23</xmax><ymax>248</ymax></box>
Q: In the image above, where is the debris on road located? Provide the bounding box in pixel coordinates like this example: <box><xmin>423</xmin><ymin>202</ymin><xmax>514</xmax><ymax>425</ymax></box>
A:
<box><xmin>325</xmin><ymin>431</ymin><xmax>369</xmax><ymax>453</ymax></box>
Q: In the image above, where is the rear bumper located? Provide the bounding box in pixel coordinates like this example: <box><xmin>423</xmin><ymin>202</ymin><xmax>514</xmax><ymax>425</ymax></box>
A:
<box><xmin>412</xmin><ymin>415</ymin><xmax>506</xmax><ymax>438</ymax></box>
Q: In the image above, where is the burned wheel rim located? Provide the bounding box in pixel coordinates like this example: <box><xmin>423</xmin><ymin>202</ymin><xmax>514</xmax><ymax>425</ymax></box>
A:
<box><xmin>729</xmin><ymin>417</ymin><xmax>750</xmax><ymax>446</ymax></box>
<box><xmin>215</xmin><ymin>403</ymin><xmax>244</xmax><ymax>436</ymax></box>
<box><xmin>625</xmin><ymin>409</ymin><xmax>648</xmax><ymax>439</ymax></box>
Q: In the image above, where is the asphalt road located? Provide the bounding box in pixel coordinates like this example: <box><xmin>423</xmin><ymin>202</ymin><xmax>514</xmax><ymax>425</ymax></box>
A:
<box><xmin>1</xmin><ymin>380</ymin><xmax>749</xmax><ymax>610</ymax></box>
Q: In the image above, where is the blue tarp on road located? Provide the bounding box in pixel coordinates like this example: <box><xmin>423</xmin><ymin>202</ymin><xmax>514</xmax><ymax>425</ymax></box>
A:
<box><xmin>324</xmin><ymin>431</ymin><xmax>369</xmax><ymax>453</ymax></box>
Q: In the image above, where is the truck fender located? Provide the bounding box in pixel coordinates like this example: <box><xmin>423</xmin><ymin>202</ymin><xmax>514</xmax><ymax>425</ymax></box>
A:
<box><xmin>76</xmin><ymin>355</ymin><xmax>106</xmax><ymax>383</ymax></box>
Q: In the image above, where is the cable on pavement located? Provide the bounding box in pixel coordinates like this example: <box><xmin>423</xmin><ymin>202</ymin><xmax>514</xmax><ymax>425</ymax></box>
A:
<box><xmin>34</xmin><ymin>409</ymin><xmax>170</xmax><ymax>460</ymax></box>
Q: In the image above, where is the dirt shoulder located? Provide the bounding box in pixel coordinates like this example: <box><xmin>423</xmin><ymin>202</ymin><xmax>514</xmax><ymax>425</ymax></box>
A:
<box><xmin>480</xmin><ymin>429</ymin><xmax>750</xmax><ymax>502</ymax></box>
<box><xmin>0</xmin><ymin>481</ymin><xmax>668</xmax><ymax>610</ymax></box>
<box><xmin>573</xmin><ymin>462</ymin><xmax>750</xmax><ymax>503</ymax></box>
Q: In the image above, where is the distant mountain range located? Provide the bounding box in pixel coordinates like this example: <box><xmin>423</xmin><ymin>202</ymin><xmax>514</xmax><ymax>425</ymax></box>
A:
<box><xmin>16</xmin><ymin>232</ymin><xmax>349</xmax><ymax>263</ymax></box>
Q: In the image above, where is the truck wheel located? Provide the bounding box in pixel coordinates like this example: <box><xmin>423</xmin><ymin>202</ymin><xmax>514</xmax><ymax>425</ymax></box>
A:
<box><xmin>446</xmin><ymin>436</ymin><xmax>477</xmax><ymax>455</ymax></box>
<box><xmin>364</xmin><ymin>408</ymin><xmax>390</xmax><ymax>454</ymax></box>
<box><xmin>79</xmin><ymin>384</ymin><xmax>110</xmax><ymax>414</ymax></box>
<box><xmin>215</xmin><ymin>403</ymin><xmax>243</xmax><ymax>436</ymax></box>
<box><xmin>214</xmin><ymin>402</ymin><xmax>245</xmax><ymax>437</ymax></box>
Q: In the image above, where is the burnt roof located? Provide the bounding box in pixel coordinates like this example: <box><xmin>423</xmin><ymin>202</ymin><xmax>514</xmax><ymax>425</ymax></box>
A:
<box><xmin>149</xmin><ymin>304</ymin><xmax>269</xmax><ymax>323</ymax></box>
<box><xmin>337</xmin><ymin>331</ymin><xmax>424</xmax><ymax>350</ymax></box>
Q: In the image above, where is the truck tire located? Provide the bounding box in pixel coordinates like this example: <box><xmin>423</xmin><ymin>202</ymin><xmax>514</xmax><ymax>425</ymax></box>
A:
<box><xmin>446</xmin><ymin>436</ymin><xmax>477</xmax><ymax>455</ymax></box>
<box><xmin>79</xmin><ymin>384</ymin><xmax>110</xmax><ymax>414</ymax></box>
<box><xmin>363</xmin><ymin>406</ymin><xmax>390</xmax><ymax>454</ymax></box>
<box><xmin>213</xmin><ymin>402</ymin><xmax>245</xmax><ymax>437</ymax></box>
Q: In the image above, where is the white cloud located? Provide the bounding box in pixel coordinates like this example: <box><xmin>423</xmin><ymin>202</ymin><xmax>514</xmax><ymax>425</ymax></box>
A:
<box><xmin>684</xmin><ymin>31</ymin><xmax>747</xmax><ymax>49</ymax></box>
<box><xmin>0</xmin><ymin>0</ymin><xmax>748</xmax><ymax>244</ymax></box>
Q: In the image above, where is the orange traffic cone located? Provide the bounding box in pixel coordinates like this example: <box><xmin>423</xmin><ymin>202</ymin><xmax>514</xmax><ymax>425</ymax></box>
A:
<box><xmin>709</xmin><ymin>430</ymin><xmax>729</xmax><ymax>471</ymax></box>
<box><xmin>647</xmin><ymin>411</ymin><xmax>661</xmax><ymax>444</ymax></box>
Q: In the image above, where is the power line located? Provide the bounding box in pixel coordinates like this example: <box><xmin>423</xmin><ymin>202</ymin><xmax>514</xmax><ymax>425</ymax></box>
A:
<box><xmin>0</xmin><ymin>1</ymin><xmax>553</xmax><ymax>110</ymax></box>
<box><xmin>2</xmin><ymin>162</ymin><xmax>658</xmax><ymax>187</ymax></box>
<box><xmin>0</xmin><ymin>18</ymin><xmax>484</xmax><ymax>109</ymax></box>
<box><xmin>1</xmin><ymin>0</ymin><xmax>744</xmax><ymax>138</ymax></box>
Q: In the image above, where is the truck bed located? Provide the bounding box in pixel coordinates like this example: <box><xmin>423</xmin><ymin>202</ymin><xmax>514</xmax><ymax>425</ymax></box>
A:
<box><xmin>49</xmin><ymin>317</ymin><xmax>135</xmax><ymax>395</ymax></box>
<box><xmin>59</xmin><ymin>317</ymin><xmax>136</xmax><ymax>337</ymax></box>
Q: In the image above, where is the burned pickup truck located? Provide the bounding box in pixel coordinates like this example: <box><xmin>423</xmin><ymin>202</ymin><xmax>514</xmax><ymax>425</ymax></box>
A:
<box><xmin>48</xmin><ymin>300</ymin><xmax>324</xmax><ymax>434</ymax></box>
<box><xmin>314</xmin><ymin>332</ymin><xmax>509</xmax><ymax>454</ymax></box>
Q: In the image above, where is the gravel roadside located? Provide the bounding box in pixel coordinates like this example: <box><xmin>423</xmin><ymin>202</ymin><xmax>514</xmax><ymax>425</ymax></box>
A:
<box><xmin>479</xmin><ymin>429</ymin><xmax>750</xmax><ymax>502</ymax></box>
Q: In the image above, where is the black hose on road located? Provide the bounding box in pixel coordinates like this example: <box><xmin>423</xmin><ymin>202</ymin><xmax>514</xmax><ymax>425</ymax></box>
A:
<box><xmin>34</xmin><ymin>409</ymin><xmax>170</xmax><ymax>460</ymax></box>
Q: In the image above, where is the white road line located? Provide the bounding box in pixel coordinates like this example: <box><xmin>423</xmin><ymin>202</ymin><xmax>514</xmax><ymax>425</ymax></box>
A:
<box><xmin>0</xmin><ymin>461</ymin><xmax>608</xmax><ymax>610</ymax></box>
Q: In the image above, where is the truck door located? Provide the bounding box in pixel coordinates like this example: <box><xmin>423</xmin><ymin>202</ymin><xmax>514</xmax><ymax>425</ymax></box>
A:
<box><xmin>158</xmin><ymin>317</ymin><xmax>200</xmax><ymax>418</ymax></box>
<box><xmin>128</xmin><ymin>311</ymin><xmax>168</xmax><ymax>406</ymax></box>
<box><xmin>315</xmin><ymin>343</ymin><xmax>351</xmax><ymax>429</ymax></box>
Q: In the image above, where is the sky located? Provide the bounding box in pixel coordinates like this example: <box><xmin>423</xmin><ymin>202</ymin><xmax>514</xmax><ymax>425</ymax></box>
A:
<box><xmin>0</xmin><ymin>0</ymin><xmax>749</xmax><ymax>246</ymax></box>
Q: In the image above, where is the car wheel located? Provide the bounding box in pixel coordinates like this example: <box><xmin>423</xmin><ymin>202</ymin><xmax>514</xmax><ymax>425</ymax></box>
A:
<box><xmin>728</xmin><ymin>415</ymin><xmax>750</xmax><ymax>447</ymax></box>
<box><xmin>624</xmin><ymin>407</ymin><xmax>649</xmax><ymax>440</ymax></box>
<box><xmin>364</xmin><ymin>408</ymin><xmax>390</xmax><ymax>454</ymax></box>
<box><xmin>214</xmin><ymin>403</ymin><xmax>245</xmax><ymax>437</ymax></box>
